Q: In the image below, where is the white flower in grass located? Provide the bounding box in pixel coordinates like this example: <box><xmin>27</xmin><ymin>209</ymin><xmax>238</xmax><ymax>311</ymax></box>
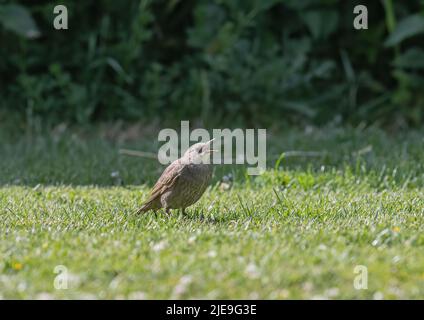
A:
<box><xmin>373</xmin><ymin>291</ymin><xmax>384</xmax><ymax>300</ymax></box>
<box><xmin>207</xmin><ymin>250</ymin><xmax>217</xmax><ymax>258</ymax></box>
<box><xmin>128</xmin><ymin>291</ymin><xmax>147</xmax><ymax>300</ymax></box>
<box><xmin>325</xmin><ymin>287</ymin><xmax>339</xmax><ymax>298</ymax></box>
<box><xmin>151</xmin><ymin>240</ymin><xmax>167</xmax><ymax>252</ymax></box>
<box><xmin>172</xmin><ymin>275</ymin><xmax>193</xmax><ymax>298</ymax></box>
<box><xmin>78</xmin><ymin>293</ymin><xmax>98</xmax><ymax>300</ymax></box>
<box><xmin>245</xmin><ymin>263</ymin><xmax>260</xmax><ymax>279</ymax></box>
<box><xmin>36</xmin><ymin>292</ymin><xmax>55</xmax><ymax>300</ymax></box>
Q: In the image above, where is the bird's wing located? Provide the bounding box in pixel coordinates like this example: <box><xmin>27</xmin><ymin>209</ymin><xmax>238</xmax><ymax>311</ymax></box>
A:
<box><xmin>147</xmin><ymin>159</ymin><xmax>185</xmax><ymax>201</ymax></box>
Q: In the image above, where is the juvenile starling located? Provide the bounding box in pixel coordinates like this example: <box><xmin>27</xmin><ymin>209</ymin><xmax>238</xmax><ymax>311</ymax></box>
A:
<box><xmin>136</xmin><ymin>139</ymin><xmax>216</xmax><ymax>215</ymax></box>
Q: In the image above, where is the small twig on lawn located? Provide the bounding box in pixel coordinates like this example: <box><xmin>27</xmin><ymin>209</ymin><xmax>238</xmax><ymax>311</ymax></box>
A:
<box><xmin>352</xmin><ymin>145</ymin><xmax>373</xmax><ymax>157</ymax></box>
<box><xmin>273</xmin><ymin>151</ymin><xmax>328</xmax><ymax>159</ymax></box>
<box><xmin>119</xmin><ymin>149</ymin><xmax>157</xmax><ymax>159</ymax></box>
<box><xmin>273</xmin><ymin>150</ymin><xmax>328</xmax><ymax>169</ymax></box>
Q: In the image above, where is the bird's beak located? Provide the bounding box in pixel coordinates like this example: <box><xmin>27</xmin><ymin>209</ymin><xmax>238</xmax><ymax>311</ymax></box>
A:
<box><xmin>205</xmin><ymin>138</ymin><xmax>217</xmax><ymax>153</ymax></box>
<box><xmin>205</xmin><ymin>138</ymin><xmax>215</xmax><ymax>145</ymax></box>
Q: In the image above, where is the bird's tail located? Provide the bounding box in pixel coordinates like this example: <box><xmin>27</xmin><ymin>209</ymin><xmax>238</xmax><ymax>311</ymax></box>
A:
<box><xmin>135</xmin><ymin>199</ymin><xmax>157</xmax><ymax>214</ymax></box>
<box><xmin>135</xmin><ymin>203</ymin><xmax>150</xmax><ymax>214</ymax></box>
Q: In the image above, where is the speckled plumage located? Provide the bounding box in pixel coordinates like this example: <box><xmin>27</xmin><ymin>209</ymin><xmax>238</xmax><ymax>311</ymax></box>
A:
<box><xmin>137</xmin><ymin>141</ymin><xmax>215</xmax><ymax>214</ymax></box>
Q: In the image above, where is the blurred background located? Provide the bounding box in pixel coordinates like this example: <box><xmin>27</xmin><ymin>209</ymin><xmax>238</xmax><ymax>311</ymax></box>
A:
<box><xmin>0</xmin><ymin>0</ymin><xmax>423</xmax><ymax>130</ymax></box>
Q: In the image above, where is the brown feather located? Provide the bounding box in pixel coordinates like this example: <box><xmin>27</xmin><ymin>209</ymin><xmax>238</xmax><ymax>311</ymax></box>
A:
<box><xmin>136</xmin><ymin>159</ymin><xmax>184</xmax><ymax>214</ymax></box>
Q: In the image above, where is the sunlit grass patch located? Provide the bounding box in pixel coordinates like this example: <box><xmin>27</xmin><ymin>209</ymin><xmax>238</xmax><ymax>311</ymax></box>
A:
<box><xmin>0</xmin><ymin>127</ymin><xmax>423</xmax><ymax>299</ymax></box>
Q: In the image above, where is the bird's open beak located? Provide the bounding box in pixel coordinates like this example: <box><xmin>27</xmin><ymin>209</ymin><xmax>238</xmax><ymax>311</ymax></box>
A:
<box><xmin>205</xmin><ymin>138</ymin><xmax>215</xmax><ymax>145</ymax></box>
<box><xmin>205</xmin><ymin>138</ymin><xmax>218</xmax><ymax>153</ymax></box>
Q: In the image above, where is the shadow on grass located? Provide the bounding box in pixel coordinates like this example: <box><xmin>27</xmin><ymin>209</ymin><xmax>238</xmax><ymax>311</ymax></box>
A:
<box><xmin>1</xmin><ymin>126</ymin><xmax>423</xmax><ymax>188</ymax></box>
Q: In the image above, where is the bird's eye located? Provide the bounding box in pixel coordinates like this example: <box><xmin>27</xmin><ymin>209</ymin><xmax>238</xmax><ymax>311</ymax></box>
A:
<box><xmin>198</xmin><ymin>147</ymin><xmax>203</xmax><ymax>153</ymax></box>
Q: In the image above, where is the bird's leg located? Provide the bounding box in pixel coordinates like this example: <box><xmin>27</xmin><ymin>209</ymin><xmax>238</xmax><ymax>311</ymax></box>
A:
<box><xmin>165</xmin><ymin>208</ymin><xmax>171</xmax><ymax>215</ymax></box>
<box><xmin>182</xmin><ymin>208</ymin><xmax>186</xmax><ymax>216</ymax></box>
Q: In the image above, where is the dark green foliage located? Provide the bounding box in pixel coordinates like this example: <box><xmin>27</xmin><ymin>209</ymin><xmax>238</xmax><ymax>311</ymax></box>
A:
<box><xmin>0</xmin><ymin>0</ymin><xmax>424</xmax><ymax>126</ymax></box>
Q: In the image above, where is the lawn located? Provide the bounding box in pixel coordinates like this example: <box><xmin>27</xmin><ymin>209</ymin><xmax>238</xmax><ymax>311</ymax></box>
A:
<box><xmin>0</xmin><ymin>125</ymin><xmax>423</xmax><ymax>299</ymax></box>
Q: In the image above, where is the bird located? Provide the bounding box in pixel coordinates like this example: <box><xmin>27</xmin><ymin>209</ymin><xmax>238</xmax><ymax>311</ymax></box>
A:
<box><xmin>136</xmin><ymin>138</ymin><xmax>217</xmax><ymax>215</ymax></box>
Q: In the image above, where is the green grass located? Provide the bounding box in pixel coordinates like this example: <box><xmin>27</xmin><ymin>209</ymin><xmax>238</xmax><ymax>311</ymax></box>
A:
<box><xmin>0</xmin><ymin>125</ymin><xmax>423</xmax><ymax>299</ymax></box>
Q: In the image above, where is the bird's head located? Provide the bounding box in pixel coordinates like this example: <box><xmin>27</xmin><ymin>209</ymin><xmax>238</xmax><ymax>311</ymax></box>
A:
<box><xmin>182</xmin><ymin>138</ymin><xmax>217</xmax><ymax>164</ymax></box>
